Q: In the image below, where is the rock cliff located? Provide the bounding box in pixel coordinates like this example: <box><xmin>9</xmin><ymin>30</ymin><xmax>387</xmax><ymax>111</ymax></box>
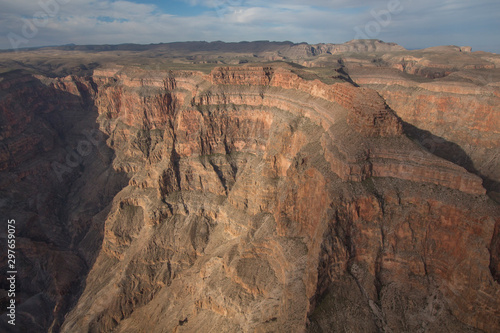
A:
<box><xmin>0</xmin><ymin>55</ymin><xmax>499</xmax><ymax>332</ymax></box>
<box><xmin>0</xmin><ymin>71</ymin><xmax>128</xmax><ymax>332</ymax></box>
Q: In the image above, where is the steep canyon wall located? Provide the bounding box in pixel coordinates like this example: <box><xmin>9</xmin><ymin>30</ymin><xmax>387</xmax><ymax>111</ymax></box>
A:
<box><xmin>0</xmin><ymin>65</ymin><xmax>499</xmax><ymax>332</ymax></box>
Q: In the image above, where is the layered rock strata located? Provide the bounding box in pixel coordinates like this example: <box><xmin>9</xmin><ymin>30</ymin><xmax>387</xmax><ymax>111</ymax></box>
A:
<box><xmin>0</xmin><ymin>64</ymin><xmax>498</xmax><ymax>333</ymax></box>
<box><xmin>62</xmin><ymin>66</ymin><xmax>498</xmax><ymax>332</ymax></box>
<box><xmin>347</xmin><ymin>60</ymin><xmax>500</xmax><ymax>195</ymax></box>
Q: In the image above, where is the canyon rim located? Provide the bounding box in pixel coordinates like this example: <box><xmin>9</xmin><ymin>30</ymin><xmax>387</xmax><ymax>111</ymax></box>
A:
<box><xmin>0</xmin><ymin>40</ymin><xmax>499</xmax><ymax>332</ymax></box>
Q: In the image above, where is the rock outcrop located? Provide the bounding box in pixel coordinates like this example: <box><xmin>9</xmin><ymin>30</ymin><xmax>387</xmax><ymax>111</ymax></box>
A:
<box><xmin>349</xmin><ymin>68</ymin><xmax>500</xmax><ymax>191</ymax></box>
<box><xmin>0</xmin><ymin>59</ymin><xmax>499</xmax><ymax>333</ymax></box>
<box><xmin>0</xmin><ymin>71</ymin><xmax>127</xmax><ymax>332</ymax></box>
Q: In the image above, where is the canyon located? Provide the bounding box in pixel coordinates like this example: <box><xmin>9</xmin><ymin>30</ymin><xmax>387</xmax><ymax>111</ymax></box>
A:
<box><xmin>0</xmin><ymin>40</ymin><xmax>499</xmax><ymax>332</ymax></box>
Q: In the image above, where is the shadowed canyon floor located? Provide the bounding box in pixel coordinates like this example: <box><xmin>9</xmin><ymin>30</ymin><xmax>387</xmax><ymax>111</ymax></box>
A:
<box><xmin>0</xmin><ymin>40</ymin><xmax>499</xmax><ymax>332</ymax></box>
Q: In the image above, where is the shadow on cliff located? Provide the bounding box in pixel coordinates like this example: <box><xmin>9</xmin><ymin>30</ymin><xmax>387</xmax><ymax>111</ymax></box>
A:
<box><xmin>402</xmin><ymin>121</ymin><xmax>500</xmax><ymax>196</ymax></box>
<box><xmin>0</xmin><ymin>72</ymin><xmax>129</xmax><ymax>332</ymax></box>
<box><xmin>402</xmin><ymin>121</ymin><xmax>500</xmax><ymax>284</ymax></box>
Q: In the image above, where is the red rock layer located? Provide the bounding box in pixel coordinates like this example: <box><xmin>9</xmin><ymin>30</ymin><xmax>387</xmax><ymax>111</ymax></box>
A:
<box><xmin>208</xmin><ymin>66</ymin><xmax>483</xmax><ymax>195</ymax></box>
<box><xmin>1</xmin><ymin>66</ymin><xmax>497</xmax><ymax>333</ymax></box>
<box><xmin>55</xmin><ymin>66</ymin><xmax>499</xmax><ymax>333</ymax></box>
<box><xmin>348</xmin><ymin>65</ymin><xmax>500</xmax><ymax>197</ymax></box>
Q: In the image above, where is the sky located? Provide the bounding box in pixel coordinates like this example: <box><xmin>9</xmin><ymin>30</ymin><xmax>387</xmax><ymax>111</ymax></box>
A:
<box><xmin>0</xmin><ymin>0</ymin><xmax>499</xmax><ymax>53</ymax></box>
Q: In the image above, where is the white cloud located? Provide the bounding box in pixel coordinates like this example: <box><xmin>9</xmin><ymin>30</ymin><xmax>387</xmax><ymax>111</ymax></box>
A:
<box><xmin>0</xmin><ymin>0</ymin><xmax>498</xmax><ymax>52</ymax></box>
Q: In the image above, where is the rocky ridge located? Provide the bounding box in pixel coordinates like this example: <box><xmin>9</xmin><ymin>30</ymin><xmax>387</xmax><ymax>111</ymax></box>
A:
<box><xmin>0</xmin><ymin>53</ymin><xmax>498</xmax><ymax>332</ymax></box>
<box><xmin>61</xmin><ymin>65</ymin><xmax>498</xmax><ymax>332</ymax></box>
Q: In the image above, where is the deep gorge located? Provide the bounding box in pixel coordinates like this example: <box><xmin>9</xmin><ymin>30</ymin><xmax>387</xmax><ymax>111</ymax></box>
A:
<box><xmin>0</xmin><ymin>63</ymin><xmax>499</xmax><ymax>332</ymax></box>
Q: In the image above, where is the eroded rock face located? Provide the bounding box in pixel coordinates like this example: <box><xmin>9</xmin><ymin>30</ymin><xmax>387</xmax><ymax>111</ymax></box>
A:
<box><xmin>50</xmin><ymin>66</ymin><xmax>498</xmax><ymax>332</ymax></box>
<box><xmin>346</xmin><ymin>57</ymin><xmax>500</xmax><ymax>195</ymax></box>
<box><xmin>347</xmin><ymin>57</ymin><xmax>500</xmax><ymax>302</ymax></box>
<box><xmin>1</xmin><ymin>63</ymin><xmax>499</xmax><ymax>333</ymax></box>
<box><xmin>0</xmin><ymin>71</ymin><xmax>128</xmax><ymax>332</ymax></box>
